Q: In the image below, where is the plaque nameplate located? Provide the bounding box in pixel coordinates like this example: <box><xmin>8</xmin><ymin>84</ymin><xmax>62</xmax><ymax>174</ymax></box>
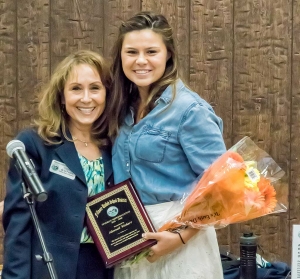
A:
<box><xmin>86</xmin><ymin>179</ymin><xmax>156</xmax><ymax>267</ymax></box>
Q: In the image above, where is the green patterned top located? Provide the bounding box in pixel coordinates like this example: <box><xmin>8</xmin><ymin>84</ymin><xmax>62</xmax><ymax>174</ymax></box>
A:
<box><xmin>78</xmin><ymin>153</ymin><xmax>105</xmax><ymax>243</ymax></box>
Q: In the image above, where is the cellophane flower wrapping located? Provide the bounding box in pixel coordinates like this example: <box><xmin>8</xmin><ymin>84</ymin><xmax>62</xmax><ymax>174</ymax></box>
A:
<box><xmin>159</xmin><ymin>136</ymin><xmax>287</xmax><ymax>232</ymax></box>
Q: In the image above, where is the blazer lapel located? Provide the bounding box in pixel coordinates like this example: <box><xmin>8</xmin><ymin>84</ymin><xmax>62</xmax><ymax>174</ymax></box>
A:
<box><xmin>101</xmin><ymin>147</ymin><xmax>113</xmax><ymax>183</ymax></box>
<box><xmin>54</xmin><ymin>140</ymin><xmax>87</xmax><ymax>185</ymax></box>
<box><xmin>54</xmin><ymin>128</ymin><xmax>112</xmax><ymax>186</ymax></box>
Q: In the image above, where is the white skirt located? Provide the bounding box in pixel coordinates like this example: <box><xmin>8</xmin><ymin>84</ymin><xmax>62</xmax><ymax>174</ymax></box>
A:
<box><xmin>114</xmin><ymin>201</ymin><xmax>224</xmax><ymax>279</ymax></box>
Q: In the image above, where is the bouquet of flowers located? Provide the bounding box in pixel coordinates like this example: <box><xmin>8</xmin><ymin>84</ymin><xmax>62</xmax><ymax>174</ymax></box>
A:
<box><xmin>127</xmin><ymin>137</ymin><xmax>287</xmax><ymax>265</ymax></box>
<box><xmin>159</xmin><ymin>136</ymin><xmax>287</xmax><ymax>232</ymax></box>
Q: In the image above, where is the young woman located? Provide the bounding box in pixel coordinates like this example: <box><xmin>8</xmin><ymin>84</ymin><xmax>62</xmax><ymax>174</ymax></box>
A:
<box><xmin>3</xmin><ymin>50</ymin><xmax>114</xmax><ymax>279</ymax></box>
<box><xmin>109</xmin><ymin>11</ymin><xmax>226</xmax><ymax>279</ymax></box>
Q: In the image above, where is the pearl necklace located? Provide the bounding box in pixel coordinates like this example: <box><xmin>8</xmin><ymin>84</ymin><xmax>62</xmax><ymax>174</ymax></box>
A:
<box><xmin>73</xmin><ymin>137</ymin><xmax>91</xmax><ymax>147</ymax></box>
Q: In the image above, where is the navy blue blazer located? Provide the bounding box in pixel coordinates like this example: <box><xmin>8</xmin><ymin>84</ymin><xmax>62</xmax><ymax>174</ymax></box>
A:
<box><xmin>2</xmin><ymin>128</ymin><xmax>114</xmax><ymax>279</ymax></box>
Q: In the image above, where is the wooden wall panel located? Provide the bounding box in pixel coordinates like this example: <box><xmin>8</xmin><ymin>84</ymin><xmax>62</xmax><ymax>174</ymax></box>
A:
<box><xmin>141</xmin><ymin>0</ymin><xmax>190</xmax><ymax>83</ymax></box>
<box><xmin>232</xmin><ymin>0</ymin><xmax>291</xmax><ymax>262</ymax></box>
<box><xmin>0</xmin><ymin>0</ymin><xmax>17</xmax><ymax>265</ymax></box>
<box><xmin>190</xmin><ymin>0</ymin><xmax>233</xmax><ymax>146</ymax></box>
<box><xmin>17</xmin><ymin>0</ymin><xmax>50</xmax><ymax>129</ymax></box>
<box><xmin>51</xmin><ymin>0</ymin><xmax>104</xmax><ymax>70</ymax></box>
<box><xmin>291</xmin><ymin>0</ymin><xmax>300</xmax><ymax>255</ymax></box>
<box><xmin>189</xmin><ymin>0</ymin><xmax>233</xmax><ymax>247</ymax></box>
<box><xmin>103</xmin><ymin>0</ymin><xmax>141</xmax><ymax>58</ymax></box>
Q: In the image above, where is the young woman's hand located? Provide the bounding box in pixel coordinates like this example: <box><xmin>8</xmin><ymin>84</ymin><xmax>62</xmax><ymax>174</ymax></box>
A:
<box><xmin>142</xmin><ymin>228</ymin><xmax>198</xmax><ymax>263</ymax></box>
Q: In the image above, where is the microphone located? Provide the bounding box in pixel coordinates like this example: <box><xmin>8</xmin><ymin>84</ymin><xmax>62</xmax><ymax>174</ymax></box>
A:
<box><xmin>6</xmin><ymin>140</ymin><xmax>48</xmax><ymax>202</ymax></box>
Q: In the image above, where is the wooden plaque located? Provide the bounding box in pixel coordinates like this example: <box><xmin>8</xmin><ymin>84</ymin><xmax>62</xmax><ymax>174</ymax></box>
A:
<box><xmin>86</xmin><ymin>179</ymin><xmax>156</xmax><ymax>267</ymax></box>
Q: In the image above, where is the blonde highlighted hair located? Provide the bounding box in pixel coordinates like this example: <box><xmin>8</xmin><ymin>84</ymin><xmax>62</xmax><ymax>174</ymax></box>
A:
<box><xmin>35</xmin><ymin>50</ymin><xmax>112</xmax><ymax>147</ymax></box>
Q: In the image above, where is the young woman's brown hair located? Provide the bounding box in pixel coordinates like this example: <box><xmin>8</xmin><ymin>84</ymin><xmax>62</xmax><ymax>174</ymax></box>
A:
<box><xmin>108</xmin><ymin>11</ymin><xmax>179</xmax><ymax>138</ymax></box>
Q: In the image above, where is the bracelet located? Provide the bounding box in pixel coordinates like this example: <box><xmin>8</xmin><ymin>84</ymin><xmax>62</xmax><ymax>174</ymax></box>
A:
<box><xmin>174</xmin><ymin>231</ymin><xmax>185</xmax><ymax>244</ymax></box>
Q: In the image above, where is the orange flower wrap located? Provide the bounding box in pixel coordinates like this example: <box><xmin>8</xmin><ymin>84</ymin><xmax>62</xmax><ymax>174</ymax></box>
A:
<box><xmin>159</xmin><ymin>150</ymin><xmax>277</xmax><ymax>232</ymax></box>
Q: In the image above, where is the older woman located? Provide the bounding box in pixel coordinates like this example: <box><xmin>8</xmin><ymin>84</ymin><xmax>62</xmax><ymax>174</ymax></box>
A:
<box><xmin>2</xmin><ymin>50</ymin><xmax>115</xmax><ymax>279</ymax></box>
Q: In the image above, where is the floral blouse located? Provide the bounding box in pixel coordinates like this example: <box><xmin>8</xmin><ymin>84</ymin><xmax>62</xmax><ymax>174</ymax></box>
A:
<box><xmin>78</xmin><ymin>153</ymin><xmax>105</xmax><ymax>243</ymax></box>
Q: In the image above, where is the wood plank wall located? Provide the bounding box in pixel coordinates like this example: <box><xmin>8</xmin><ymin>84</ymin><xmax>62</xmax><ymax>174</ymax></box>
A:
<box><xmin>0</xmin><ymin>0</ymin><xmax>297</xmax><ymax>265</ymax></box>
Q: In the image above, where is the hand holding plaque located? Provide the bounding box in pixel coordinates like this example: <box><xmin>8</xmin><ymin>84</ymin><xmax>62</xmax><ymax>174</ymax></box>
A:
<box><xmin>86</xmin><ymin>179</ymin><xmax>156</xmax><ymax>267</ymax></box>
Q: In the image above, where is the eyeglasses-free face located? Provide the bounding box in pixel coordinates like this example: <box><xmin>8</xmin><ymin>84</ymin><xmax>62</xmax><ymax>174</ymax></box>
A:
<box><xmin>63</xmin><ymin>63</ymin><xmax>106</xmax><ymax>131</ymax></box>
<box><xmin>121</xmin><ymin>29</ymin><xmax>170</xmax><ymax>96</ymax></box>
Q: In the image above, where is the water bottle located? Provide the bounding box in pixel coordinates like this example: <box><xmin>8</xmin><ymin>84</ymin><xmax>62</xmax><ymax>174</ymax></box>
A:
<box><xmin>239</xmin><ymin>232</ymin><xmax>257</xmax><ymax>279</ymax></box>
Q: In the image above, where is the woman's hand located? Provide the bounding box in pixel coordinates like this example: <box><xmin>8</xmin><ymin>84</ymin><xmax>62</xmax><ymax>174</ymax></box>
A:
<box><xmin>142</xmin><ymin>227</ymin><xmax>198</xmax><ymax>263</ymax></box>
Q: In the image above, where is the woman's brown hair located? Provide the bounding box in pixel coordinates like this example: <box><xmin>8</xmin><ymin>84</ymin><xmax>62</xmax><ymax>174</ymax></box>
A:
<box><xmin>108</xmin><ymin>11</ymin><xmax>179</xmax><ymax>139</ymax></box>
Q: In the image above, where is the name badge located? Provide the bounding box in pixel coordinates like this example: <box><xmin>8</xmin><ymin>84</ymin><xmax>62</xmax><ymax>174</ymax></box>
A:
<box><xmin>49</xmin><ymin>160</ymin><xmax>76</xmax><ymax>180</ymax></box>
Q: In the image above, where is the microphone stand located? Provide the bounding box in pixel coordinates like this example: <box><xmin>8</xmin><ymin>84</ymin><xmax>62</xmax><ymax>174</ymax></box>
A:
<box><xmin>21</xmin><ymin>182</ymin><xmax>58</xmax><ymax>279</ymax></box>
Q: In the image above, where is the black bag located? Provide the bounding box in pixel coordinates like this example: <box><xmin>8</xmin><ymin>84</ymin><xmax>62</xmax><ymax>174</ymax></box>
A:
<box><xmin>221</xmin><ymin>251</ymin><xmax>291</xmax><ymax>279</ymax></box>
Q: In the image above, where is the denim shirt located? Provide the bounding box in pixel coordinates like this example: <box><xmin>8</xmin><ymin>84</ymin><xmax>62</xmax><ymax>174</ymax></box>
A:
<box><xmin>112</xmin><ymin>80</ymin><xmax>226</xmax><ymax>205</ymax></box>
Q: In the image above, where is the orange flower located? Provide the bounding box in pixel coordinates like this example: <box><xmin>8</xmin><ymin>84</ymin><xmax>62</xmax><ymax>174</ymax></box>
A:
<box><xmin>259</xmin><ymin>177</ymin><xmax>277</xmax><ymax>213</ymax></box>
<box><xmin>247</xmin><ymin>177</ymin><xmax>277</xmax><ymax>216</ymax></box>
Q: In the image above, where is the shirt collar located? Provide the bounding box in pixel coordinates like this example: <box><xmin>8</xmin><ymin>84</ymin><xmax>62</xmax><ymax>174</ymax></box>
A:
<box><xmin>155</xmin><ymin>79</ymin><xmax>184</xmax><ymax>105</ymax></box>
<box><xmin>124</xmin><ymin>79</ymin><xmax>185</xmax><ymax>126</ymax></box>
<box><xmin>125</xmin><ymin>107</ymin><xmax>135</xmax><ymax>126</ymax></box>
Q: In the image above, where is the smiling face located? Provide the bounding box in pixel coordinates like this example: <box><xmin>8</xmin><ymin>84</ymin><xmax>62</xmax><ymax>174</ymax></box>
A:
<box><xmin>121</xmin><ymin>29</ymin><xmax>170</xmax><ymax>95</ymax></box>
<box><xmin>63</xmin><ymin>63</ymin><xmax>106</xmax><ymax>132</ymax></box>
